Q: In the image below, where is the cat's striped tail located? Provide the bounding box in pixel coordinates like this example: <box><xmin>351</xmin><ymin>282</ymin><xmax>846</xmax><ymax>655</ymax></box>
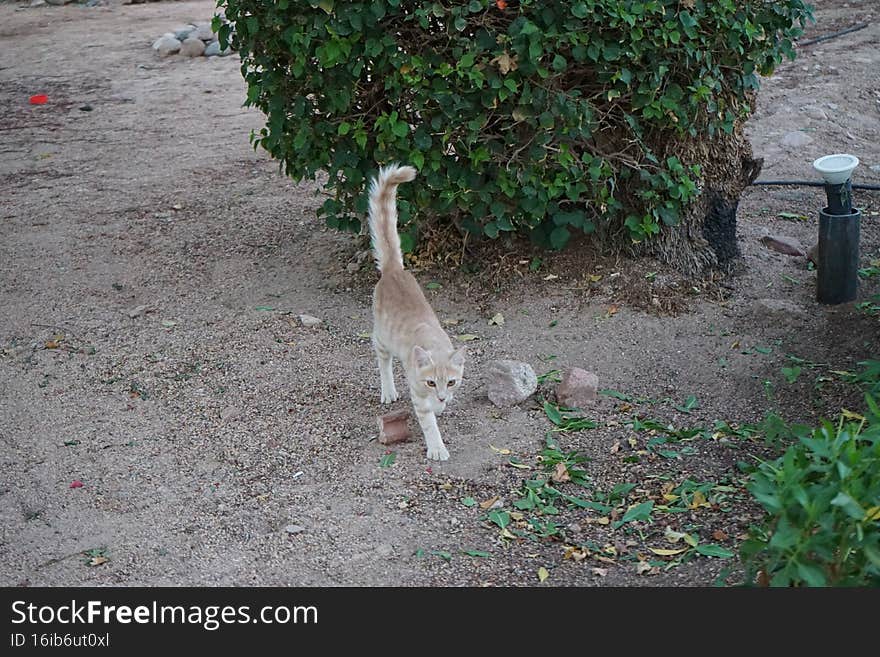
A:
<box><xmin>367</xmin><ymin>163</ymin><xmax>416</xmax><ymax>273</ymax></box>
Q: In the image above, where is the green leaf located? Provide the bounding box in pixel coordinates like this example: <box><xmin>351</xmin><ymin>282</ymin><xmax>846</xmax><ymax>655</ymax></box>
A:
<box><xmin>695</xmin><ymin>544</ymin><xmax>734</xmax><ymax>559</ymax></box>
<box><xmin>488</xmin><ymin>509</ymin><xmax>510</xmax><ymax>529</ymax></box>
<box><xmin>425</xmin><ymin>282</ymin><xmax>442</xmax><ymax>290</ymax></box>
<box><xmin>462</xmin><ymin>549</ymin><xmax>491</xmax><ymax>558</ymax></box>
<box><xmin>620</xmin><ymin>500</ymin><xmax>654</xmax><ymax>524</ymax></box>
<box><xmin>430</xmin><ymin>550</ymin><xmax>452</xmax><ymax>561</ymax></box>
<box><xmin>543</xmin><ymin>401</ymin><xmax>563</xmax><ymax>426</ymax></box>
<box><xmin>549</xmin><ymin>226</ymin><xmax>571</xmax><ymax>250</ymax></box>
<box><xmin>379</xmin><ymin>452</ymin><xmax>397</xmax><ymax>468</ymax></box>
<box><xmin>461</xmin><ymin>497</ymin><xmax>476</xmax><ymax>507</ymax></box>
<box><xmin>830</xmin><ymin>492</ymin><xmax>865</xmax><ymax>520</ymax></box>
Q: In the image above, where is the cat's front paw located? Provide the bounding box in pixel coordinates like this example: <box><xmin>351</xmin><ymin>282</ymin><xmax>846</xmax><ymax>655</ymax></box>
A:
<box><xmin>426</xmin><ymin>444</ymin><xmax>450</xmax><ymax>461</ymax></box>
<box><xmin>380</xmin><ymin>387</ymin><xmax>399</xmax><ymax>404</ymax></box>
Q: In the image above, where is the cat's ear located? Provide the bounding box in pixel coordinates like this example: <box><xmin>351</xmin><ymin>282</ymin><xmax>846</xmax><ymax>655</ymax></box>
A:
<box><xmin>411</xmin><ymin>345</ymin><xmax>433</xmax><ymax>369</ymax></box>
<box><xmin>450</xmin><ymin>347</ymin><xmax>466</xmax><ymax>368</ymax></box>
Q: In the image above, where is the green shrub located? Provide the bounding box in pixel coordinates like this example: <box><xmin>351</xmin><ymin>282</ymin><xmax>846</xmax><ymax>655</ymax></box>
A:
<box><xmin>741</xmin><ymin>397</ymin><xmax>880</xmax><ymax>587</ymax></box>
<box><xmin>218</xmin><ymin>0</ymin><xmax>811</xmax><ymax>252</ymax></box>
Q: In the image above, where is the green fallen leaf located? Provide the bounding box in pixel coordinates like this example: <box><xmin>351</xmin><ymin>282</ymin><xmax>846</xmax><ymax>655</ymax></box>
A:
<box><xmin>462</xmin><ymin>550</ymin><xmax>491</xmax><ymax>558</ymax></box>
<box><xmin>430</xmin><ymin>550</ymin><xmax>452</xmax><ymax>561</ymax></box>
<box><xmin>461</xmin><ymin>497</ymin><xmax>476</xmax><ymax>507</ymax></box>
<box><xmin>255</xmin><ymin>306</ymin><xmax>276</xmax><ymax>311</ymax></box>
<box><xmin>455</xmin><ymin>334</ymin><xmax>480</xmax><ymax>342</ymax></box>
<box><xmin>488</xmin><ymin>509</ymin><xmax>510</xmax><ymax>529</ymax></box>
<box><xmin>379</xmin><ymin>452</ymin><xmax>396</xmax><ymax>468</ymax></box>
<box><xmin>425</xmin><ymin>282</ymin><xmax>442</xmax><ymax>290</ymax></box>
<box><xmin>695</xmin><ymin>544</ymin><xmax>734</xmax><ymax>558</ymax></box>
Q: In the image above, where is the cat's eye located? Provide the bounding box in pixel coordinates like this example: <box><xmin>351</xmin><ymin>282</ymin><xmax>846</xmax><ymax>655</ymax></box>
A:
<box><xmin>426</xmin><ymin>380</ymin><xmax>436</xmax><ymax>387</ymax></box>
<box><xmin>448</xmin><ymin>380</ymin><xmax>456</xmax><ymax>387</ymax></box>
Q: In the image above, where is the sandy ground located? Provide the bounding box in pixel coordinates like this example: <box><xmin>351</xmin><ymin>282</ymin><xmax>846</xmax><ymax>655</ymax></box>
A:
<box><xmin>1</xmin><ymin>0</ymin><xmax>878</xmax><ymax>587</ymax></box>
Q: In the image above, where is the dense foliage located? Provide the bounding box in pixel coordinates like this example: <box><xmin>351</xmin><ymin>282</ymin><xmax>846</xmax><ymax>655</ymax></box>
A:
<box><xmin>219</xmin><ymin>0</ymin><xmax>812</xmax><ymax>251</ymax></box>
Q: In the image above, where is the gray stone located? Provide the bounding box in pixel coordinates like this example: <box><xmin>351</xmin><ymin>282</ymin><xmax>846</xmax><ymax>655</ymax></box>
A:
<box><xmin>284</xmin><ymin>524</ymin><xmax>305</xmax><ymax>535</ymax></box>
<box><xmin>487</xmin><ymin>360</ymin><xmax>537</xmax><ymax>407</ymax></box>
<box><xmin>180</xmin><ymin>36</ymin><xmax>206</xmax><ymax>58</ymax></box>
<box><xmin>869</xmin><ymin>164</ymin><xmax>880</xmax><ymax>174</ymax></box>
<box><xmin>152</xmin><ymin>33</ymin><xmax>175</xmax><ymax>50</ymax></box>
<box><xmin>29</xmin><ymin>0</ymin><xmax>47</xmax><ymax>7</ymax></box>
<box><xmin>802</xmin><ymin>105</ymin><xmax>828</xmax><ymax>121</ymax></box>
<box><xmin>203</xmin><ymin>40</ymin><xmax>221</xmax><ymax>57</ymax></box>
<box><xmin>375</xmin><ymin>543</ymin><xmax>393</xmax><ymax>557</ymax></box>
<box><xmin>780</xmin><ymin>131</ymin><xmax>813</xmax><ymax>148</ymax></box>
<box><xmin>154</xmin><ymin>36</ymin><xmax>181</xmax><ymax>57</ymax></box>
<box><xmin>172</xmin><ymin>25</ymin><xmax>196</xmax><ymax>41</ymax></box>
<box><xmin>45</xmin><ymin>0</ymin><xmax>75</xmax><ymax>5</ymax></box>
<box><xmin>557</xmin><ymin>368</ymin><xmax>599</xmax><ymax>409</ymax></box>
<box><xmin>298</xmin><ymin>314</ymin><xmax>321</xmax><ymax>327</ymax></box>
<box><xmin>192</xmin><ymin>23</ymin><xmax>216</xmax><ymax>42</ymax></box>
<box><xmin>753</xmin><ymin>298</ymin><xmax>807</xmax><ymax>319</ymax></box>
<box><xmin>760</xmin><ymin>234</ymin><xmax>806</xmax><ymax>256</ymax></box>
<box><xmin>220</xmin><ymin>406</ymin><xmax>240</xmax><ymax>421</ymax></box>
<box><xmin>346</xmin><ymin>262</ymin><xmax>360</xmax><ymax>274</ymax></box>
<box><xmin>128</xmin><ymin>304</ymin><xmax>149</xmax><ymax>319</ymax></box>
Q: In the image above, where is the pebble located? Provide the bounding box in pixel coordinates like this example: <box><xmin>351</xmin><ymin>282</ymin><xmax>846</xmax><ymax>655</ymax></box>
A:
<box><xmin>486</xmin><ymin>360</ymin><xmax>538</xmax><ymax>407</ymax></box>
<box><xmin>128</xmin><ymin>304</ymin><xmax>149</xmax><ymax>319</ymax></box>
<box><xmin>192</xmin><ymin>23</ymin><xmax>215</xmax><ymax>41</ymax></box>
<box><xmin>284</xmin><ymin>524</ymin><xmax>306</xmax><ymax>535</ymax></box>
<box><xmin>220</xmin><ymin>406</ymin><xmax>240</xmax><ymax>421</ymax></box>
<box><xmin>299</xmin><ymin>314</ymin><xmax>321</xmax><ymax>327</ymax></box>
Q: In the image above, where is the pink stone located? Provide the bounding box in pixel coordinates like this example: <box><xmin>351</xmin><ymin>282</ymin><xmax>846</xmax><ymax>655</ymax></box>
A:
<box><xmin>378</xmin><ymin>409</ymin><xmax>412</xmax><ymax>445</ymax></box>
<box><xmin>557</xmin><ymin>368</ymin><xmax>599</xmax><ymax>409</ymax></box>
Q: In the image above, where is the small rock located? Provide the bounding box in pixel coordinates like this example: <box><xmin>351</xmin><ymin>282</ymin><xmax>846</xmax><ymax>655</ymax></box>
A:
<box><xmin>192</xmin><ymin>23</ymin><xmax>215</xmax><ymax>41</ymax></box>
<box><xmin>760</xmin><ymin>234</ymin><xmax>806</xmax><ymax>256</ymax></box>
<box><xmin>284</xmin><ymin>524</ymin><xmax>305</xmax><ymax>535</ymax></box>
<box><xmin>802</xmin><ymin>106</ymin><xmax>827</xmax><ymax>121</ymax></box>
<box><xmin>346</xmin><ymin>262</ymin><xmax>360</xmax><ymax>274</ymax></box>
<box><xmin>180</xmin><ymin>36</ymin><xmax>206</xmax><ymax>58</ymax></box>
<box><xmin>487</xmin><ymin>360</ymin><xmax>538</xmax><ymax>407</ymax></box>
<box><xmin>780</xmin><ymin>131</ymin><xmax>813</xmax><ymax>148</ymax></box>
<box><xmin>29</xmin><ymin>0</ymin><xmax>47</xmax><ymax>7</ymax></box>
<box><xmin>203</xmin><ymin>40</ymin><xmax>221</xmax><ymax>57</ymax></box>
<box><xmin>45</xmin><ymin>0</ymin><xmax>74</xmax><ymax>5</ymax></box>
<box><xmin>79</xmin><ymin>104</ymin><xmax>93</xmax><ymax>112</ymax></box>
<box><xmin>869</xmin><ymin>164</ymin><xmax>880</xmax><ymax>174</ymax></box>
<box><xmin>128</xmin><ymin>304</ymin><xmax>149</xmax><ymax>319</ymax></box>
<box><xmin>220</xmin><ymin>406</ymin><xmax>240</xmax><ymax>421</ymax></box>
<box><xmin>807</xmin><ymin>243</ymin><xmax>819</xmax><ymax>266</ymax></box>
<box><xmin>753</xmin><ymin>298</ymin><xmax>807</xmax><ymax>319</ymax></box>
<box><xmin>557</xmin><ymin>368</ymin><xmax>599</xmax><ymax>409</ymax></box>
<box><xmin>375</xmin><ymin>543</ymin><xmax>393</xmax><ymax>557</ymax></box>
<box><xmin>298</xmin><ymin>314</ymin><xmax>321</xmax><ymax>327</ymax></box>
<box><xmin>173</xmin><ymin>25</ymin><xmax>196</xmax><ymax>41</ymax></box>
<box><xmin>377</xmin><ymin>409</ymin><xmax>412</xmax><ymax>445</ymax></box>
<box><xmin>154</xmin><ymin>36</ymin><xmax>182</xmax><ymax>57</ymax></box>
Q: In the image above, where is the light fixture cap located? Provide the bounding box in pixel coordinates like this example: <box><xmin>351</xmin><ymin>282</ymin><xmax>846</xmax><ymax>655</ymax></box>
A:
<box><xmin>812</xmin><ymin>153</ymin><xmax>859</xmax><ymax>184</ymax></box>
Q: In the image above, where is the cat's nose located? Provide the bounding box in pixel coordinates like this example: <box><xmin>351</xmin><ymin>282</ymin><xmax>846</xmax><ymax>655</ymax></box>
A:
<box><xmin>437</xmin><ymin>396</ymin><xmax>446</xmax><ymax>402</ymax></box>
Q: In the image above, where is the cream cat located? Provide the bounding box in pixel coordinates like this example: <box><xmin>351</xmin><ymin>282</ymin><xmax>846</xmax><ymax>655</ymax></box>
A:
<box><xmin>368</xmin><ymin>164</ymin><xmax>465</xmax><ymax>461</ymax></box>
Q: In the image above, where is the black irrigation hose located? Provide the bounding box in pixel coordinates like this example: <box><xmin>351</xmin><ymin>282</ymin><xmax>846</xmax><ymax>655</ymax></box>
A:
<box><xmin>798</xmin><ymin>23</ymin><xmax>869</xmax><ymax>47</ymax></box>
<box><xmin>752</xmin><ymin>180</ymin><xmax>880</xmax><ymax>191</ymax></box>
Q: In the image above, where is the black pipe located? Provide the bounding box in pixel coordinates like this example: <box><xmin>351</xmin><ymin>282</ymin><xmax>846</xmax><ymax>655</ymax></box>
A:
<box><xmin>817</xmin><ymin>206</ymin><xmax>860</xmax><ymax>305</ymax></box>
<box><xmin>752</xmin><ymin>180</ymin><xmax>880</xmax><ymax>191</ymax></box>
<box><xmin>798</xmin><ymin>23</ymin><xmax>868</xmax><ymax>47</ymax></box>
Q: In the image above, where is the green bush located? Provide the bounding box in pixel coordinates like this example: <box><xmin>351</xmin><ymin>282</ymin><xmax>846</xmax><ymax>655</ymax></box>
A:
<box><xmin>218</xmin><ymin>0</ymin><xmax>811</xmax><ymax>251</ymax></box>
<box><xmin>741</xmin><ymin>396</ymin><xmax>880</xmax><ymax>587</ymax></box>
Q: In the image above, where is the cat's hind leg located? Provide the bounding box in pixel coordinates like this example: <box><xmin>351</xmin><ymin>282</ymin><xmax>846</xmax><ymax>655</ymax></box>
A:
<box><xmin>374</xmin><ymin>341</ymin><xmax>398</xmax><ymax>403</ymax></box>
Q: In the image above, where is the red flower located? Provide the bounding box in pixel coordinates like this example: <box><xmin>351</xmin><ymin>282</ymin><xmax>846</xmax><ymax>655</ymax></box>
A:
<box><xmin>496</xmin><ymin>0</ymin><xmax>507</xmax><ymax>9</ymax></box>
<box><xmin>70</xmin><ymin>480</ymin><xmax>84</xmax><ymax>489</ymax></box>
<box><xmin>29</xmin><ymin>94</ymin><xmax>48</xmax><ymax>105</ymax></box>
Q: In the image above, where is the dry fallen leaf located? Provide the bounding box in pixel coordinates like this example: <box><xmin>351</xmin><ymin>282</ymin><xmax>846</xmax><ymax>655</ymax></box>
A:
<box><xmin>489</xmin><ymin>445</ymin><xmax>511</xmax><ymax>455</ymax></box>
<box><xmin>491</xmin><ymin>50</ymin><xmax>518</xmax><ymax>74</ymax></box>
<box><xmin>456</xmin><ymin>334</ymin><xmax>480</xmax><ymax>342</ymax></box>
<box><xmin>537</xmin><ymin>567</ymin><xmax>550</xmax><ymax>582</ymax></box>
<box><xmin>88</xmin><ymin>556</ymin><xmax>109</xmax><ymax>567</ymax></box>
<box><xmin>635</xmin><ymin>561</ymin><xmax>654</xmax><ymax>575</ymax></box>
<box><xmin>543</xmin><ymin>274</ymin><xmax>559</xmax><ymax>281</ymax></box>
<box><xmin>689</xmin><ymin>490</ymin><xmax>711</xmax><ymax>510</ymax></box>
<box><xmin>606</xmin><ymin>305</ymin><xmax>619</xmax><ymax>317</ymax></box>
<box><xmin>610</xmin><ymin>440</ymin><xmax>621</xmax><ymax>454</ymax></box>
<box><xmin>510</xmin><ymin>512</ymin><xmax>525</xmax><ymax>521</ymax></box>
<box><xmin>591</xmin><ymin>567</ymin><xmax>608</xmax><ymax>577</ymax></box>
<box><xmin>479</xmin><ymin>495</ymin><xmax>500</xmax><ymax>510</ymax></box>
<box><xmin>551</xmin><ymin>462</ymin><xmax>571</xmax><ymax>483</ymax></box>
<box><xmin>713</xmin><ymin>529</ymin><xmax>729</xmax><ymax>541</ymax></box>
<box><xmin>588</xmin><ymin>274</ymin><xmax>603</xmax><ymax>282</ymax></box>
<box><xmin>45</xmin><ymin>340</ymin><xmax>61</xmax><ymax>349</ymax></box>
<box><xmin>488</xmin><ymin>312</ymin><xmax>505</xmax><ymax>326</ymax></box>
<box><xmin>648</xmin><ymin>547</ymin><xmax>688</xmax><ymax>556</ymax></box>
<box><xmin>730</xmin><ymin>340</ymin><xmax>741</xmax><ymax>349</ymax></box>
